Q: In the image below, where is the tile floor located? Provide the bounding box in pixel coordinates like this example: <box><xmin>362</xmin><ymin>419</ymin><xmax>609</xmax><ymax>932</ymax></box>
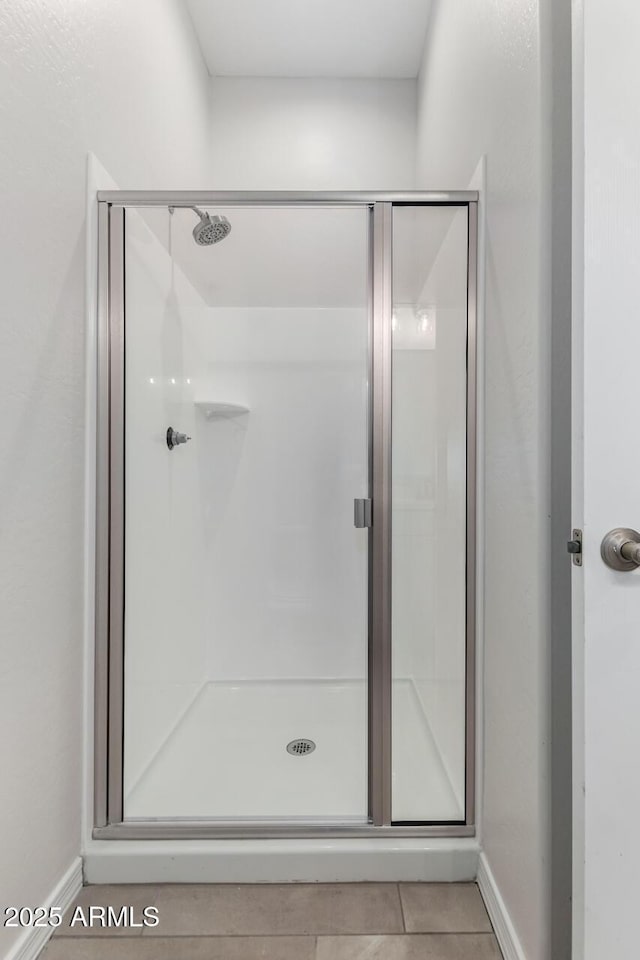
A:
<box><xmin>42</xmin><ymin>883</ymin><xmax>502</xmax><ymax>959</ymax></box>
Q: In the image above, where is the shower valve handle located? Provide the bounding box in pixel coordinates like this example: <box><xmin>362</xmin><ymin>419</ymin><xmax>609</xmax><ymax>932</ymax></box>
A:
<box><xmin>166</xmin><ymin>427</ymin><xmax>191</xmax><ymax>450</ymax></box>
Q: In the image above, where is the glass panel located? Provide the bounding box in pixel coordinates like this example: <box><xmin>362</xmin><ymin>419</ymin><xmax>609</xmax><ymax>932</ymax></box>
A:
<box><xmin>122</xmin><ymin>205</ymin><xmax>370</xmax><ymax>821</ymax></box>
<box><xmin>391</xmin><ymin>205</ymin><xmax>468</xmax><ymax>822</ymax></box>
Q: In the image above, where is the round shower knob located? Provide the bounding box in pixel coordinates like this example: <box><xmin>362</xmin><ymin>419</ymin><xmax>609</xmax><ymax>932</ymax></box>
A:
<box><xmin>166</xmin><ymin>427</ymin><xmax>191</xmax><ymax>451</ymax></box>
<box><xmin>601</xmin><ymin>527</ymin><xmax>640</xmax><ymax>571</ymax></box>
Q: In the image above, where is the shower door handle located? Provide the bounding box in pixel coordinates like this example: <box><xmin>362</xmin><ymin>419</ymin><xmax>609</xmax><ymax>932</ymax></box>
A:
<box><xmin>354</xmin><ymin>498</ymin><xmax>372</xmax><ymax>528</ymax></box>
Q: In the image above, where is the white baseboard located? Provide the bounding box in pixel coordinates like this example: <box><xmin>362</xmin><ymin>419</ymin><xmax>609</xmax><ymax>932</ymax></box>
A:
<box><xmin>477</xmin><ymin>852</ymin><xmax>526</xmax><ymax>960</ymax></box>
<box><xmin>5</xmin><ymin>858</ymin><xmax>83</xmax><ymax>960</ymax></box>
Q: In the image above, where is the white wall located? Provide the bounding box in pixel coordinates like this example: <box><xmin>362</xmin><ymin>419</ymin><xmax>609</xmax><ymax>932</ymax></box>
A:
<box><xmin>0</xmin><ymin>1</ymin><xmax>210</xmax><ymax>955</ymax></box>
<box><xmin>209</xmin><ymin>78</ymin><xmax>416</xmax><ymax>189</ymax></box>
<box><xmin>415</xmin><ymin>2</ymin><xmax>556</xmax><ymax>957</ymax></box>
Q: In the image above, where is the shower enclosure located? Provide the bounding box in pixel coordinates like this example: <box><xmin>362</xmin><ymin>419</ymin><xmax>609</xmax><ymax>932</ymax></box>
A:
<box><xmin>94</xmin><ymin>191</ymin><xmax>478</xmax><ymax>838</ymax></box>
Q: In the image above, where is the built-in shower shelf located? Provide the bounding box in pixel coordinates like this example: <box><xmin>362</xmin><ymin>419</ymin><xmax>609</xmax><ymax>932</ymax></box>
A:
<box><xmin>194</xmin><ymin>401</ymin><xmax>250</xmax><ymax>419</ymax></box>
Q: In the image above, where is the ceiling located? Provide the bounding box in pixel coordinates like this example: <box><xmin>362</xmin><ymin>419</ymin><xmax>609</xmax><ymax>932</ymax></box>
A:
<box><xmin>185</xmin><ymin>0</ymin><xmax>432</xmax><ymax>79</ymax></box>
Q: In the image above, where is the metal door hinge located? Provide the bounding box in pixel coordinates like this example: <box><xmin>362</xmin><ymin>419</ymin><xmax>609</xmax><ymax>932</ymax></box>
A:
<box><xmin>567</xmin><ymin>528</ymin><xmax>582</xmax><ymax>566</ymax></box>
<box><xmin>354</xmin><ymin>498</ymin><xmax>372</xmax><ymax>528</ymax></box>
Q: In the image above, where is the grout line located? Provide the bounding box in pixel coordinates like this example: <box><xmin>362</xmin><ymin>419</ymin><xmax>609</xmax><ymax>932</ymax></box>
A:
<box><xmin>53</xmin><ymin>932</ymin><xmax>500</xmax><ymax>940</ymax></box>
<box><xmin>314</xmin><ymin>934</ymin><xmax>499</xmax><ymax>941</ymax></box>
<box><xmin>397</xmin><ymin>882</ymin><xmax>407</xmax><ymax>933</ymax></box>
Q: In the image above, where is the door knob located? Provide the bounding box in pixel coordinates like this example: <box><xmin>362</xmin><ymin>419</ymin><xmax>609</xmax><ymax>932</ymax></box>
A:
<box><xmin>601</xmin><ymin>527</ymin><xmax>640</xmax><ymax>571</ymax></box>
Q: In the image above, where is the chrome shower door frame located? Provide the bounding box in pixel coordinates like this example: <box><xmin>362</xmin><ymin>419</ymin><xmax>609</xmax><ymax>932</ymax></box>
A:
<box><xmin>93</xmin><ymin>191</ymin><xmax>479</xmax><ymax>840</ymax></box>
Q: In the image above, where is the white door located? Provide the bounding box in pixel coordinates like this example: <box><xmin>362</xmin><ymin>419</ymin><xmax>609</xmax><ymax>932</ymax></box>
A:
<box><xmin>574</xmin><ymin>1</ymin><xmax>640</xmax><ymax>956</ymax></box>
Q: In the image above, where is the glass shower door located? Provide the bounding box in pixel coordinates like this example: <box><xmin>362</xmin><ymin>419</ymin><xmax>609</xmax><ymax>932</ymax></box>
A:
<box><xmin>390</xmin><ymin>205</ymin><xmax>471</xmax><ymax>823</ymax></box>
<box><xmin>121</xmin><ymin>204</ymin><xmax>371</xmax><ymax>822</ymax></box>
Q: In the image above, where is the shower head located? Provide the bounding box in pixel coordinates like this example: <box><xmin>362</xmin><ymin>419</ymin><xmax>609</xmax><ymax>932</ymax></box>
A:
<box><xmin>190</xmin><ymin>207</ymin><xmax>231</xmax><ymax>246</ymax></box>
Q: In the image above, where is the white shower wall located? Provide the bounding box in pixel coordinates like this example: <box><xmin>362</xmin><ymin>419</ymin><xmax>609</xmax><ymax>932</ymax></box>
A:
<box><xmin>124</xmin><ymin>208</ymin><xmax>210</xmax><ymax>789</ymax></box>
<box><xmin>191</xmin><ymin>306</ymin><xmax>369</xmax><ymax>682</ymax></box>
